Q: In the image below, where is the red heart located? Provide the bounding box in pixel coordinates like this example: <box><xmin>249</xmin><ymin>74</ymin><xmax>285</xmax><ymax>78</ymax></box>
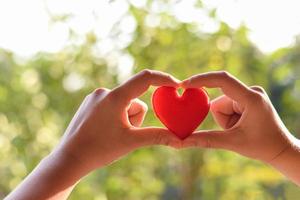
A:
<box><xmin>152</xmin><ymin>86</ymin><xmax>210</xmax><ymax>140</ymax></box>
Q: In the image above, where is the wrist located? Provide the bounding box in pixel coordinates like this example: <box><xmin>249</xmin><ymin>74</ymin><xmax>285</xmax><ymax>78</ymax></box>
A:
<box><xmin>5</xmin><ymin>148</ymin><xmax>91</xmax><ymax>200</ymax></box>
<box><xmin>267</xmin><ymin>129</ymin><xmax>299</xmax><ymax>164</ymax></box>
<box><xmin>267</xmin><ymin>133</ymin><xmax>298</xmax><ymax>165</ymax></box>
<box><xmin>48</xmin><ymin>147</ymin><xmax>93</xmax><ymax>181</ymax></box>
<box><xmin>267</xmin><ymin>137</ymin><xmax>300</xmax><ymax>185</ymax></box>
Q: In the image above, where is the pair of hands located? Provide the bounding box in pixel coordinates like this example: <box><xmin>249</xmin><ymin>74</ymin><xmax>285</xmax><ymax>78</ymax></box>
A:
<box><xmin>55</xmin><ymin>70</ymin><xmax>296</xmax><ymax>175</ymax></box>
<box><xmin>6</xmin><ymin>70</ymin><xmax>300</xmax><ymax>200</ymax></box>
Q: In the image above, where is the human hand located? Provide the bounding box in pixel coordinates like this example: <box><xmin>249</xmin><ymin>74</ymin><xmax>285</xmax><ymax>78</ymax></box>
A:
<box><xmin>5</xmin><ymin>70</ymin><xmax>183</xmax><ymax>200</ymax></box>
<box><xmin>54</xmin><ymin>70</ymin><xmax>181</xmax><ymax>174</ymax></box>
<box><xmin>181</xmin><ymin>71</ymin><xmax>298</xmax><ymax>163</ymax></box>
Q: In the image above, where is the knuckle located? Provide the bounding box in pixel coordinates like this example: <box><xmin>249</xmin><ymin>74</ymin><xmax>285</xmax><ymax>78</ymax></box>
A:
<box><xmin>218</xmin><ymin>71</ymin><xmax>231</xmax><ymax>79</ymax></box>
<box><xmin>250</xmin><ymin>85</ymin><xmax>266</xmax><ymax>94</ymax></box>
<box><xmin>247</xmin><ymin>91</ymin><xmax>267</xmax><ymax>107</ymax></box>
<box><xmin>89</xmin><ymin>88</ymin><xmax>111</xmax><ymax>103</ymax></box>
<box><xmin>250</xmin><ymin>90</ymin><xmax>265</xmax><ymax>101</ymax></box>
<box><xmin>84</xmin><ymin>93</ymin><xmax>92</xmax><ymax>101</ymax></box>
<box><xmin>92</xmin><ymin>87</ymin><xmax>109</xmax><ymax>96</ymax></box>
<box><xmin>139</xmin><ymin>69</ymin><xmax>153</xmax><ymax>78</ymax></box>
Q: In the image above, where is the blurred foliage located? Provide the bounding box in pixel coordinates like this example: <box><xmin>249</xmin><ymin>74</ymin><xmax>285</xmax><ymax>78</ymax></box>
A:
<box><xmin>1</xmin><ymin>0</ymin><xmax>300</xmax><ymax>199</ymax></box>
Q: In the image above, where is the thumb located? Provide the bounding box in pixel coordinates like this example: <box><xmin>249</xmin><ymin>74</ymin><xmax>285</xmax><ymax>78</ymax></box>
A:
<box><xmin>130</xmin><ymin>127</ymin><xmax>182</xmax><ymax>148</ymax></box>
<box><xmin>182</xmin><ymin>129</ymin><xmax>236</xmax><ymax>150</ymax></box>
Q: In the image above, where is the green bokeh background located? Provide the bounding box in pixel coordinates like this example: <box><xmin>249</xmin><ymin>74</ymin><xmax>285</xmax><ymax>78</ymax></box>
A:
<box><xmin>1</xmin><ymin>1</ymin><xmax>300</xmax><ymax>199</ymax></box>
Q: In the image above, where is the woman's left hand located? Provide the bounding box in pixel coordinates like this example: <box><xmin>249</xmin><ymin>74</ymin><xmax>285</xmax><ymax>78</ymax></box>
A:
<box><xmin>56</xmin><ymin>70</ymin><xmax>181</xmax><ymax>173</ymax></box>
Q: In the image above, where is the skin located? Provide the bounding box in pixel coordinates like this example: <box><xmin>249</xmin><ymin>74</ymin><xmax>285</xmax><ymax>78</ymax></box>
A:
<box><xmin>5</xmin><ymin>70</ymin><xmax>300</xmax><ymax>199</ymax></box>
<box><xmin>5</xmin><ymin>70</ymin><xmax>182</xmax><ymax>200</ymax></box>
<box><xmin>181</xmin><ymin>71</ymin><xmax>300</xmax><ymax>186</ymax></box>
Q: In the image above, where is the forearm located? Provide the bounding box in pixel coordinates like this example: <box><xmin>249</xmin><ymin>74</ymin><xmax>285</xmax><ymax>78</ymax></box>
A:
<box><xmin>5</xmin><ymin>149</ymin><xmax>90</xmax><ymax>200</ymax></box>
<box><xmin>268</xmin><ymin>137</ymin><xmax>300</xmax><ymax>186</ymax></box>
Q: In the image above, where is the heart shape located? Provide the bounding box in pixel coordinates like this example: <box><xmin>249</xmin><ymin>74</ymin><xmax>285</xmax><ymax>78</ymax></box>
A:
<box><xmin>152</xmin><ymin>86</ymin><xmax>210</xmax><ymax>140</ymax></box>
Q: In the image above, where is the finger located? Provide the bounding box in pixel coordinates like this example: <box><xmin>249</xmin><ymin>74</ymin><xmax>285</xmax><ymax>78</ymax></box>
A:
<box><xmin>127</xmin><ymin>99</ymin><xmax>148</xmax><ymax>127</ymax></box>
<box><xmin>130</xmin><ymin>127</ymin><xmax>182</xmax><ymax>148</ymax></box>
<box><xmin>112</xmin><ymin>70</ymin><xmax>180</xmax><ymax>104</ymax></box>
<box><xmin>210</xmin><ymin>95</ymin><xmax>242</xmax><ymax>129</ymax></box>
<box><xmin>181</xmin><ymin>71</ymin><xmax>251</xmax><ymax>104</ymax></box>
<box><xmin>182</xmin><ymin>129</ymin><xmax>236</xmax><ymax>150</ymax></box>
